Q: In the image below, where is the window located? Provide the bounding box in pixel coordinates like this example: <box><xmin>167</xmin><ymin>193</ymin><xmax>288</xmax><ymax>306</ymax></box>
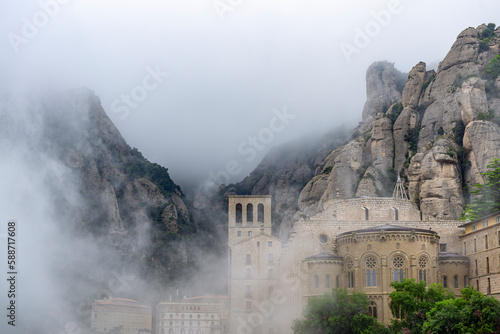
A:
<box><xmin>366</xmin><ymin>257</ymin><xmax>377</xmax><ymax>287</ymax></box>
<box><xmin>487</xmin><ymin>257</ymin><xmax>490</xmax><ymax>274</ymax></box>
<box><xmin>319</xmin><ymin>235</ymin><xmax>328</xmax><ymax>244</ymax></box>
<box><xmin>418</xmin><ymin>257</ymin><xmax>427</xmax><ymax>284</ymax></box>
<box><xmin>346</xmin><ymin>258</ymin><xmax>355</xmax><ymax>288</ymax></box>
<box><xmin>246</xmin><ymin>254</ymin><xmax>251</xmax><ymax>264</ymax></box>
<box><xmin>443</xmin><ymin>276</ymin><xmax>448</xmax><ymax>288</ymax></box>
<box><xmin>246</xmin><ymin>285</ymin><xmax>252</xmax><ymax>297</ymax></box>
<box><xmin>257</xmin><ymin>204</ymin><xmax>264</xmax><ymax>222</ymax></box>
<box><xmin>336</xmin><ymin>275</ymin><xmax>340</xmax><ymax>288</ymax></box>
<box><xmin>496</xmin><ymin>216</ymin><xmax>500</xmax><ymax>223</ymax></box>
<box><xmin>268</xmin><ymin>269</ymin><xmax>274</xmax><ymax>279</ymax></box>
<box><xmin>315</xmin><ymin>275</ymin><xmax>319</xmax><ymax>288</ymax></box>
<box><xmin>363</xmin><ymin>207</ymin><xmax>369</xmax><ymax>220</ymax></box>
<box><xmin>483</xmin><ymin>220</ymin><xmax>488</xmax><ymax>228</ymax></box>
<box><xmin>488</xmin><ymin>278</ymin><xmax>491</xmax><ymax>294</ymax></box>
<box><xmin>237</xmin><ymin>231</ymin><xmax>241</xmax><ymax>237</ymax></box>
<box><xmin>472</xmin><ymin>224</ymin><xmax>477</xmax><ymax>231</ymax></box>
<box><xmin>248</xmin><ymin>231</ymin><xmax>252</xmax><ymax>237</ymax></box>
<box><xmin>268</xmin><ymin>241</ymin><xmax>272</xmax><ymax>247</ymax></box>
<box><xmin>326</xmin><ymin>275</ymin><xmax>330</xmax><ymax>288</ymax></box>
<box><xmin>393</xmin><ymin>208</ymin><xmax>399</xmax><ymax>221</ymax></box>
<box><xmin>236</xmin><ymin>204</ymin><xmax>242</xmax><ymax>223</ymax></box>
<box><xmin>439</xmin><ymin>244</ymin><xmax>447</xmax><ymax>253</ymax></box>
<box><xmin>464</xmin><ymin>276</ymin><xmax>468</xmax><ymax>288</ymax></box>
<box><xmin>475</xmin><ymin>260</ymin><xmax>478</xmax><ymax>276</ymax></box>
<box><xmin>393</xmin><ymin>256</ymin><xmax>405</xmax><ymax>282</ymax></box>
<box><xmin>246</xmin><ymin>203</ymin><xmax>253</xmax><ymax>222</ymax></box>
<box><xmin>368</xmin><ymin>301</ymin><xmax>377</xmax><ymax>319</ymax></box>
<box><xmin>268</xmin><ymin>254</ymin><xmax>273</xmax><ymax>265</ymax></box>
<box><xmin>464</xmin><ymin>241</ymin><xmax>466</xmax><ymax>255</ymax></box>
<box><xmin>474</xmin><ymin>238</ymin><xmax>477</xmax><ymax>252</ymax></box>
<box><xmin>246</xmin><ymin>269</ymin><xmax>251</xmax><ymax>279</ymax></box>
<box><xmin>477</xmin><ymin>280</ymin><xmax>479</xmax><ymax>291</ymax></box>
<box><xmin>485</xmin><ymin>235</ymin><xmax>489</xmax><ymax>249</ymax></box>
<box><xmin>454</xmin><ymin>276</ymin><xmax>459</xmax><ymax>289</ymax></box>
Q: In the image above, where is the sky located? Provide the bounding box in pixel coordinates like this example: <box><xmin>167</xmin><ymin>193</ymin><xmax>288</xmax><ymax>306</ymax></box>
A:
<box><xmin>0</xmin><ymin>0</ymin><xmax>499</xmax><ymax>192</ymax></box>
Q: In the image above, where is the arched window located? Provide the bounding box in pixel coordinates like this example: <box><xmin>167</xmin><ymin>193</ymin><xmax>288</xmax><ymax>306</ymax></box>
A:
<box><xmin>326</xmin><ymin>274</ymin><xmax>330</xmax><ymax>288</ymax></box>
<box><xmin>346</xmin><ymin>258</ymin><xmax>355</xmax><ymax>288</ymax></box>
<box><xmin>454</xmin><ymin>275</ymin><xmax>459</xmax><ymax>289</ymax></box>
<box><xmin>393</xmin><ymin>208</ymin><xmax>399</xmax><ymax>221</ymax></box>
<box><xmin>393</xmin><ymin>256</ymin><xmax>405</xmax><ymax>282</ymax></box>
<box><xmin>336</xmin><ymin>275</ymin><xmax>340</xmax><ymax>288</ymax></box>
<box><xmin>247</xmin><ymin>203</ymin><xmax>253</xmax><ymax>222</ymax></box>
<box><xmin>366</xmin><ymin>257</ymin><xmax>377</xmax><ymax>287</ymax></box>
<box><xmin>418</xmin><ymin>257</ymin><xmax>427</xmax><ymax>284</ymax></box>
<box><xmin>368</xmin><ymin>301</ymin><xmax>377</xmax><ymax>319</ymax></box>
<box><xmin>443</xmin><ymin>276</ymin><xmax>448</xmax><ymax>288</ymax></box>
<box><xmin>258</xmin><ymin>204</ymin><xmax>264</xmax><ymax>222</ymax></box>
<box><xmin>464</xmin><ymin>276</ymin><xmax>468</xmax><ymax>288</ymax></box>
<box><xmin>235</xmin><ymin>203</ymin><xmax>242</xmax><ymax>223</ymax></box>
<box><xmin>314</xmin><ymin>275</ymin><xmax>319</xmax><ymax>288</ymax></box>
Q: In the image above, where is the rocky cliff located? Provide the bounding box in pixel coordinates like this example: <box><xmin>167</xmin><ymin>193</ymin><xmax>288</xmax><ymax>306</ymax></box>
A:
<box><xmin>299</xmin><ymin>23</ymin><xmax>500</xmax><ymax>222</ymax></box>
<box><xmin>0</xmin><ymin>88</ymin><xmax>205</xmax><ymax>287</ymax></box>
<box><xmin>226</xmin><ymin>24</ymin><xmax>500</xmax><ymax>237</ymax></box>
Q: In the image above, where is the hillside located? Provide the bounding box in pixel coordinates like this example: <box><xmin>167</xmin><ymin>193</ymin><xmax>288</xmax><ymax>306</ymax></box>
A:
<box><xmin>222</xmin><ymin>24</ymin><xmax>500</xmax><ymax>237</ymax></box>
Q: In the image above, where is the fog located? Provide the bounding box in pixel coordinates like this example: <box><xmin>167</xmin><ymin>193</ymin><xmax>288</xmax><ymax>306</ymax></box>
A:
<box><xmin>1</xmin><ymin>0</ymin><xmax>499</xmax><ymax>192</ymax></box>
<box><xmin>1</xmin><ymin>1</ymin><xmax>500</xmax><ymax>333</ymax></box>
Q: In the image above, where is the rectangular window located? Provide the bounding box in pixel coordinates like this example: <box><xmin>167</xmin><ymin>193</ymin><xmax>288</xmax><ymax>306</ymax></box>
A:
<box><xmin>464</xmin><ymin>276</ymin><xmax>467</xmax><ymax>288</ymax></box>
<box><xmin>237</xmin><ymin>231</ymin><xmax>241</xmax><ymax>237</ymax></box>
<box><xmin>483</xmin><ymin>220</ymin><xmax>488</xmax><ymax>228</ymax></box>
<box><xmin>464</xmin><ymin>241</ymin><xmax>467</xmax><ymax>255</ymax></box>
<box><xmin>246</xmin><ymin>285</ymin><xmax>251</xmax><ymax>297</ymax></box>
<box><xmin>485</xmin><ymin>235</ymin><xmax>489</xmax><ymax>250</ymax></box>
<box><xmin>246</xmin><ymin>269</ymin><xmax>251</xmax><ymax>279</ymax></box>
<box><xmin>246</xmin><ymin>254</ymin><xmax>251</xmax><ymax>265</ymax></box>
<box><xmin>475</xmin><ymin>260</ymin><xmax>478</xmax><ymax>277</ymax></box>
<box><xmin>268</xmin><ymin>254</ymin><xmax>273</xmax><ymax>265</ymax></box>
<box><xmin>496</xmin><ymin>216</ymin><xmax>500</xmax><ymax>223</ymax></box>
<box><xmin>454</xmin><ymin>276</ymin><xmax>459</xmax><ymax>289</ymax></box>
<box><xmin>248</xmin><ymin>231</ymin><xmax>252</xmax><ymax>237</ymax></box>
<box><xmin>268</xmin><ymin>241</ymin><xmax>272</xmax><ymax>247</ymax></box>
<box><xmin>472</xmin><ymin>224</ymin><xmax>477</xmax><ymax>231</ymax></box>
<box><xmin>439</xmin><ymin>244</ymin><xmax>447</xmax><ymax>253</ymax></box>
<box><xmin>326</xmin><ymin>275</ymin><xmax>330</xmax><ymax>288</ymax></box>
<box><xmin>443</xmin><ymin>276</ymin><xmax>448</xmax><ymax>288</ymax></box>
<box><xmin>487</xmin><ymin>257</ymin><xmax>490</xmax><ymax>274</ymax></box>
<box><xmin>315</xmin><ymin>275</ymin><xmax>319</xmax><ymax>288</ymax></box>
<box><xmin>474</xmin><ymin>239</ymin><xmax>477</xmax><ymax>252</ymax></box>
<box><xmin>488</xmin><ymin>278</ymin><xmax>491</xmax><ymax>294</ymax></box>
<box><xmin>336</xmin><ymin>275</ymin><xmax>340</xmax><ymax>288</ymax></box>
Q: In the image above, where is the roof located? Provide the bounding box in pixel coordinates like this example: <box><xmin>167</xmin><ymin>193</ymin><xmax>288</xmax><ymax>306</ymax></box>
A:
<box><xmin>458</xmin><ymin>211</ymin><xmax>500</xmax><ymax>227</ymax></box>
<box><xmin>304</xmin><ymin>253</ymin><xmax>343</xmax><ymax>262</ymax></box>
<box><xmin>337</xmin><ymin>224</ymin><xmax>437</xmax><ymax>237</ymax></box>
<box><xmin>93</xmin><ymin>298</ymin><xmax>151</xmax><ymax>309</ymax></box>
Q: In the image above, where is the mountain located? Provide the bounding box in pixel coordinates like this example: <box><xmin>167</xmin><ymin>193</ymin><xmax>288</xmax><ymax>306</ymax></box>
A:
<box><xmin>222</xmin><ymin>23</ymin><xmax>500</xmax><ymax>237</ymax></box>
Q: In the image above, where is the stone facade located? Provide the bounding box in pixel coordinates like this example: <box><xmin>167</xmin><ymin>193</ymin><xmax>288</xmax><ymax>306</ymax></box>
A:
<box><xmin>227</xmin><ymin>193</ymin><xmax>500</xmax><ymax>334</ymax></box>
<box><xmin>460</xmin><ymin>212</ymin><xmax>500</xmax><ymax>299</ymax></box>
<box><xmin>91</xmin><ymin>298</ymin><xmax>152</xmax><ymax>334</ymax></box>
<box><xmin>155</xmin><ymin>296</ymin><xmax>228</xmax><ymax>334</ymax></box>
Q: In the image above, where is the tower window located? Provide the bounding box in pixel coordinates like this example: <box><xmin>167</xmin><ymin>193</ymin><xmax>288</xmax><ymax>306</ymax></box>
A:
<box><xmin>366</xmin><ymin>257</ymin><xmax>377</xmax><ymax>287</ymax></box>
<box><xmin>393</xmin><ymin>256</ymin><xmax>405</xmax><ymax>282</ymax></box>
<box><xmin>454</xmin><ymin>275</ymin><xmax>458</xmax><ymax>289</ymax></box>
<box><xmin>363</xmin><ymin>207</ymin><xmax>369</xmax><ymax>220</ymax></box>
<box><xmin>235</xmin><ymin>204</ymin><xmax>242</xmax><ymax>223</ymax></box>
<box><xmin>246</xmin><ymin>203</ymin><xmax>253</xmax><ymax>222</ymax></box>
<box><xmin>258</xmin><ymin>204</ymin><xmax>264</xmax><ymax>222</ymax></box>
<box><xmin>443</xmin><ymin>276</ymin><xmax>448</xmax><ymax>288</ymax></box>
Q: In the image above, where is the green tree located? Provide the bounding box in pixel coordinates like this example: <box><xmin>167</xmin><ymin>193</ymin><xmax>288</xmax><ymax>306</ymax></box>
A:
<box><xmin>462</xmin><ymin>158</ymin><xmax>500</xmax><ymax>220</ymax></box>
<box><xmin>423</xmin><ymin>287</ymin><xmax>500</xmax><ymax>334</ymax></box>
<box><xmin>292</xmin><ymin>289</ymin><xmax>389</xmax><ymax>334</ymax></box>
<box><xmin>389</xmin><ymin>279</ymin><xmax>454</xmax><ymax>333</ymax></box>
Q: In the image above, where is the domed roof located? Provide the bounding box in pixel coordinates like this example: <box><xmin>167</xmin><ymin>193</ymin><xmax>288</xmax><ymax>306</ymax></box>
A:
<box><xmin>337</xmin><ymin>224</ymin><xmax>437</xmax><ymax>237</ymax></box>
